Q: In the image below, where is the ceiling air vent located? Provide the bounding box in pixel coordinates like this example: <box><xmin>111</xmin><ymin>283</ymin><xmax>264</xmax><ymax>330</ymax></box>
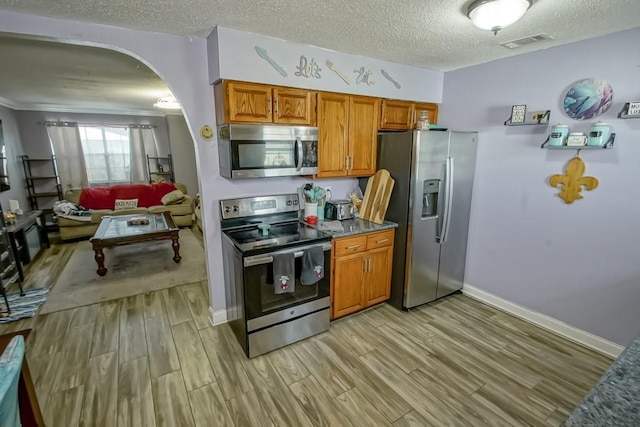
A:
<box><xmin>500</xmin><ymin>33</ymin><xmax>552</xmax><ymax>49</ymax></box>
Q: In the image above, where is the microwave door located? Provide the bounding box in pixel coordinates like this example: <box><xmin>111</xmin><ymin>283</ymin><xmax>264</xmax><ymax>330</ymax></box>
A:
<box><xmin>232</xmin><ymin>140</ymin><xmax>299</xmax><ymax>178</ymax></box>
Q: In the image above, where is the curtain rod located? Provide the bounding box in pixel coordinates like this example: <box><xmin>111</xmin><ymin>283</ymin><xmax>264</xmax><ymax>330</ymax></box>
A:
<box><xmin>38</xmin><ymin>121</ymin><xmax>157</xmax><ymax>129</ymax></box>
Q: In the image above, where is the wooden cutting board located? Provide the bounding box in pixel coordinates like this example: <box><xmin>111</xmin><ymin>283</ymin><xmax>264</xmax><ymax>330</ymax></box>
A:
<box><xmin>359</xmin><ymin>169</ymin><xmax>395</xmax><ymax>224</ymax></box>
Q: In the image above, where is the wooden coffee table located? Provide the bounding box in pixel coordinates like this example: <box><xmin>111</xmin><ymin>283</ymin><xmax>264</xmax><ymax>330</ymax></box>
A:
<box><xmin>90</xmin><ymin>212</ymin><xmax>181</xmax><ymax>276</ymax></box>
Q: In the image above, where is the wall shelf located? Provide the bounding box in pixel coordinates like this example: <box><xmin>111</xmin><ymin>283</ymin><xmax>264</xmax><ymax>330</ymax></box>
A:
<box><xmin>619</xmin><ymin>102</ymin><xmax>640</xmax><ymax>119</ymax></box>
<box><xmin>146</xmin><ymin>154</ymin><xmax>175</xmax><ymax>183</ymax></box>
<box><xmin>541</xmin><ymin>133</ymin><xmax>616</xmax><ymax>149</ymax></box>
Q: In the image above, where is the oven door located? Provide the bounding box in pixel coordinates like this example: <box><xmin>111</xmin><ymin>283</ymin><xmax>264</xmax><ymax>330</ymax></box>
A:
<box><xmin>242</xmin><ymin>242</ymin><xmax>331</xmax><ymax>331</ymax></box>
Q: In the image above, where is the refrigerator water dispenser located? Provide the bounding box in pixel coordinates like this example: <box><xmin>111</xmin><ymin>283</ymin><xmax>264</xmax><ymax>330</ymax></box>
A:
<box><xmin>422</xmin><ymin>179</ymin><xmax>440</xmax><ymax>217</ymax></box>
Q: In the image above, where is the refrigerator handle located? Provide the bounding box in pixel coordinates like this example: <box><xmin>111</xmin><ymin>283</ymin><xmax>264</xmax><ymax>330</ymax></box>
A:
<box><xmin>438</xmin><ymin>157</ymin><xmax>454</xmax><ymax>243</ymax></box>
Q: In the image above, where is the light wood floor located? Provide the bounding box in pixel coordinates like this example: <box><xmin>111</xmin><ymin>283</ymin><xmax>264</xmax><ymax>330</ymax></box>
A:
<box><xmin>1</xmin><ymin>233</ymin><xmax>612</xmax><ymax>427</ymax></box>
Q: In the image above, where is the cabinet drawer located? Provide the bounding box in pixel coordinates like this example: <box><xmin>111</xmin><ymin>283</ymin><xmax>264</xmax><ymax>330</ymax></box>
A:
<box><xmin>366</xmin><ymin>230</ymin><xmax>394</xmax><ymax>250</ymax></box>
<box><xmin>334</xmin><ymin>235</ymin><xmax>367</xmax><ymax>257</ymax></box>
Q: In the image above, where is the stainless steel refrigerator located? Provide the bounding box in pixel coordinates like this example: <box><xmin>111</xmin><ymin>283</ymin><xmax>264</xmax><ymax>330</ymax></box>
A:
<box><xmin>376</xmin><ymin>130</ymin><xmax>478</xmax><ymax>309</ymax></box>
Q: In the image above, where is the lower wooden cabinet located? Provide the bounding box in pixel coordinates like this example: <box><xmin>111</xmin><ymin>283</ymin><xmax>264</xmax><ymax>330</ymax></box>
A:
<box><xmin>331</xmin><ymin>229</ymin><xmax>395</xmax><ymax>320</ymax></box>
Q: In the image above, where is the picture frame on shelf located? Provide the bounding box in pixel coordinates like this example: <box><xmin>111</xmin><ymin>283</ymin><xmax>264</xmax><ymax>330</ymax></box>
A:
<box><xmin>628</xmin><ymin>102</ymin><xmax>640</xmax><ymax>116</ymax></box>
<box><xmin>510</xmin><ymin>104</ymin><xmax>527</xmax><ymax>123</ymax></box>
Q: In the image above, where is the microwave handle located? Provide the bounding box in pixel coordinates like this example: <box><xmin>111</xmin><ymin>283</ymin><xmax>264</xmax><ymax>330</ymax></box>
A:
<box><xmin>295</xmin><ymin>137</ymin><xmax>303</xmax><ymax>171</ymax></box>
<box><xmin>244</xmin><ymin>242</ymin><xmax>332</xmax><ymax>267</ymax></box>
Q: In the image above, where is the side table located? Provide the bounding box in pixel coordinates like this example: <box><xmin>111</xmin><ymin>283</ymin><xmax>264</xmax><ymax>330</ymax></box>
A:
<box><xmin>6</xmin><ymin>210</ymin><xmax>50</xmax><ymax>281</ymax></box>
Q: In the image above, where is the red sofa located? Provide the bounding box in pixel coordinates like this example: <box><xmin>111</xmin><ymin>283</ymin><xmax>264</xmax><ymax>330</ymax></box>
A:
<box><xmin>58</xmin><ymin>182</ymin><xmax>193</xmax><ymax>240</ymax></box>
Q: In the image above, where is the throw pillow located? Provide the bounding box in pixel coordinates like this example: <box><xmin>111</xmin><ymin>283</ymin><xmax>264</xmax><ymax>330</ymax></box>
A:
<box><xmin>114</xmin><ymin>198</ymin><xmax>139</xmax><ymax>210</ymax></box>
<box><xmin>161</xmin><ymin>190</ymin><xmax>186</xmax><ymax>206</ymax></box>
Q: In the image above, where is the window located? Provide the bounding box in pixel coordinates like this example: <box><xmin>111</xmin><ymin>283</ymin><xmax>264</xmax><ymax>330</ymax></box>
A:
<box><xmin>78</xmin><ymin>126</ymin><xmax>131</xmax><ymax>185</ymax></box>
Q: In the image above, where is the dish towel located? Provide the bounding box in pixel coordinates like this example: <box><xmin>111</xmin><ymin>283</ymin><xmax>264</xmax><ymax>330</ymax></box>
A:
<box><xmin>273</xmin><ymin>252</ymin><xmax>295</xmax><ymax>294</ymax></box>
<box><xmin>301</xmin><ymin>246</ymin><xmax>325</xmax><ymax>285</ymax></box>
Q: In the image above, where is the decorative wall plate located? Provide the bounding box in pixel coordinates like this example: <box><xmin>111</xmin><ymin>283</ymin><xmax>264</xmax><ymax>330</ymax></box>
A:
<box><xmin>563</xmin><ymin>78</ymin><xmax>613</xmax><ymax>120</ymax></box>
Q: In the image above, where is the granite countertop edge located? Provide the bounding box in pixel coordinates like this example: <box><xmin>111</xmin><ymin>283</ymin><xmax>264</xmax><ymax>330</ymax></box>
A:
<box><xmin>562</xmin><ymin>335</ymin><xmax>640</xmax><ymax>426</ymax></box>
<box><xmin>302</xmin><ymin>218</ymin><xmax>398</xmax><ymax>238</ymax></box>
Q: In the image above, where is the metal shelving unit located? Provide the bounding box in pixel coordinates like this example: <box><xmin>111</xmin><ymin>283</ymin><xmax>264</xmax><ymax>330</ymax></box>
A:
<box><xmin>20</xmin><ymin>155</ymin><xmax>63</xmax><ymax>231</ymax></box>
<box><xmin>146</xmin><ymin>154</ymin><xmax>175</xmax><ymax>183</ymax></box>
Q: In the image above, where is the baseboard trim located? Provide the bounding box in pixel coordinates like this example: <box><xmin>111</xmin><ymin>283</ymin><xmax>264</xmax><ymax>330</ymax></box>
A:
<box><xmin>208</xmin><ymin>306</ymin><xmax>228</xmax><ymax>326</ymax></box>
<box><xmin>462</xmin><ymin>284</ymin><xmax>624</xmax><ymax>358</ymax></box>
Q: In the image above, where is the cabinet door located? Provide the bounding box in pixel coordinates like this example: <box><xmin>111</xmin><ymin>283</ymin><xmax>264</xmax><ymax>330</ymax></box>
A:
<box><xmin>226</xmin><ymin>81</ymin><xmax>273</xmax><ymax>123</ymax></box>
<box><xmin>332</xmin><ymin>255</ymin><xmax>366</xmax><ymax>319</ymax></box>
<box><xmin>273</xmin><ymin>88</ymin><xmax>315</xmax><ymax>125</ymax></box>
<box><xmin>365</xmin><ymin>246</ymin><xmax>393</xmax><ymax>307</ymax></box>
<box><xmin>348</xmin><ymin>96</ymin><xmax>380</xmax><ymax>177</ymax></box>
<box><xmin>413</xmin><ymin>102</ymin><xmax>439</xmax><ymax>126</ymax></box>
<box><xmin>380</xmin><ymin>100</ymin><xmax>413</xmax><ymax>130</ymax></box>
<box><xmin>317</xmin><ymin>93</ymin><xmax>349</xmax><ymax>178</ymax></box>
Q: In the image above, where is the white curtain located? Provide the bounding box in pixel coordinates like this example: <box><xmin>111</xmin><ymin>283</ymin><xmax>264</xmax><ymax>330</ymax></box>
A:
<box><xmin>130</xmin><ymin>125</ymin><xmax>159</xmax><ymax>183</ymax></box>
<box><xmin>46</xmin><ymin>122</ymin><xmax>88</xmax><ymax>190</ymax></box>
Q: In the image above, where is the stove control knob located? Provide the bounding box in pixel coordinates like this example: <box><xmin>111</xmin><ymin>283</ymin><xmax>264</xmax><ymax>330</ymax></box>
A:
<box><xmin>224</xmin><ymin>206</ymin><xmax>231</xmax><ymax>213</ymax></box>
<box><xmin>286</xmin><ymin>201</ymin><xmax>292</xmax><ymax>206</ymax></box>
<box><xmin>293</xmin><ymin>199</ymin><xmax>298</xmax><ymax>205</ymax></box>
<box><xmin>232</xmin><ymin>205</ymin><xmax>239</xmax><ymax>212</ymax></box>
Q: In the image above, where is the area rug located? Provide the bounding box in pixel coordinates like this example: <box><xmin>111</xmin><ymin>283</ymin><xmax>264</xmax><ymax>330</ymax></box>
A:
<box><xmin>39</xmin><ymin>229</ymin><xmax>206</xmax><ymax>314</ymax></box>
<box><xmin>0</xmin><ymin>287</ymin><xmax>49</xmax><ymax>323</ymax></box>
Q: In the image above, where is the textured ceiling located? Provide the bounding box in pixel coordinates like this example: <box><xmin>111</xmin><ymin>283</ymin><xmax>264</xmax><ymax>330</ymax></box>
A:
<box><xmin>0</xmin><ymin>0</ymin><xmax>639</xmax><ymax>114</ymax></box>
<box><xmin>0</xmin><ymin>0</ymin><xmax>639</xmax><ymax>71</ymax></box>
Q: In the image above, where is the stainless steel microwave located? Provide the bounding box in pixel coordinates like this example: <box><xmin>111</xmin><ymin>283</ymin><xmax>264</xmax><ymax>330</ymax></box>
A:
<box><xmin>218</xmin><ymin>124</ymin><xmax>318</xmax><ymax>179</ymax></box>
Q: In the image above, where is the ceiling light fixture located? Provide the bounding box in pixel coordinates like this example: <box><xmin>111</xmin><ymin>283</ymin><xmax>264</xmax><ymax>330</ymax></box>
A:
<box><xmin>154</xmin><ymin>95</ymin><xmax>181</xmax><ymax>109</ymax></box>
<box><xmin>467</xmin><ymin>0</ymin><xmax>532</xmax><ymax>35</ymax></box>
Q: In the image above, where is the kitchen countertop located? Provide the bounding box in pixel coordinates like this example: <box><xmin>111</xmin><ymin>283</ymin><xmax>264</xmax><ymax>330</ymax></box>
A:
<box><xmin>562</xmin><ymin>335</ymin><xmax>639</xmax><ymax>426</ymax></box>
<box><xmin>302</xmin><ymin>217</ymin><xmax>398</xmax><ymax>238</ymax></box>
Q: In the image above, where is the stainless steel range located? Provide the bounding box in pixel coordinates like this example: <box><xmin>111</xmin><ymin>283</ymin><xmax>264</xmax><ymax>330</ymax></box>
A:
<box><xmin>220</xmin><ymin>193</ymin><xmax>331</xmax><ymax>358</ymax></box>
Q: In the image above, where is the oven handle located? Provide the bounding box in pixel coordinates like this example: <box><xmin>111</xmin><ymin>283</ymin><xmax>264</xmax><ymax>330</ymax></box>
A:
<box><xmin>244</xmin><ymin>242</ymin><xmax>332</xmax><ymax>267</ymax></box>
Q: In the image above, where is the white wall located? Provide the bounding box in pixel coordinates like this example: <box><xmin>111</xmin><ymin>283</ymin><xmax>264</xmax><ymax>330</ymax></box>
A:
<box><xmin>210</xmin><ymin>26</ymin><xmax>444</xmax><ymax>103</ymax></box>
<box><xmin>167</xmin><ymin>114</ymin><xmax>199</xmax><ymax>196</ymax></box>
<box><xmin>441</xmin><ymin>28</ymin><xmax>640</xmax><ymax>346</ymax></box>
<box><xmin>0</xmin><ymin>106</ymin><xmax>29</xmax><ymax>212</ymax></box>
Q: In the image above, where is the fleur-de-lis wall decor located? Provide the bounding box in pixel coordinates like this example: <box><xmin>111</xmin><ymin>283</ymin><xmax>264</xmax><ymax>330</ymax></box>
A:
<box><xmin>549</xmin><ymin>156</ymin><xmax>599</xmax><ymax>204</ymax></box>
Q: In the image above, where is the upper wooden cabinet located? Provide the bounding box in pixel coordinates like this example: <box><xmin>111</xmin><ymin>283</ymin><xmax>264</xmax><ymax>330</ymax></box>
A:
<box><xmin>349</xmin><ymin>96</ymin><xmax>380</xmax><ymax>176</ymax></box>
<box><xmin>380</xmin><ymin>100</ymin><xmax>413</xmax><ymax>130</ymax></box>
<box><xmin>413</xmin><ymin>102</ymin><xmax>439</xmax><ymax>127</ymax></box>
<box><xmin>214</xmin><ymin>81</ymin><xmax>316</xmax><ymax>126</ymax></box>
<box><xmin>380</xmin><ymin>99</ymin><xmax>439</xmax><ymax>130</ymax></box>
<box><xmin>317</xmin><ymin>93</ymin><xmax>380</xmax><ymax>178</ymax></box>
<box><xmin>273</xmin><ymin>87</ymin><xmax>315</xmax><ymax>125</ymax></box>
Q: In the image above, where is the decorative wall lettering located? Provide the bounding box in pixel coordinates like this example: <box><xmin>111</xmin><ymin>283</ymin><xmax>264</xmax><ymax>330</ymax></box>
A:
<box><xmin>325</xmin><ymin>60</ymin><xmax>350</xmax><ymax>85</ymax></box>
<box><xmin>549</xmin><ymin>156</ymin><xmax>598</xmax><ymax>204</ymax></box>
<box><xmin>254</xmin><ymin>46</ymin><xmax>288</xmax><ymax>77</ymax></box>
<box><xmin>295</xmin><ymin>55</ymin><xmax>322</xmax><ymax>79</ymax></box>
<box><xmin>354</xmin><ymin>66</ymin><xmax>375</xmax><ymax>86</ymax></box>
<box><xmin>381</xmin><ymin>69</ymin><xmax>401</xmax><ymax>89</ymax></box>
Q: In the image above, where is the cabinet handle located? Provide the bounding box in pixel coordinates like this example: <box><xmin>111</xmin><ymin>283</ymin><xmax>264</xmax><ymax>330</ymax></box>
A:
<box><xmin>346</xmin><ymin>244</ymin><xmax>361</xmax><ymax>250</ymax></box>
<box><xmin>274</xmin><ymin>97</ymin><xmax>279</xmax><ymax>114</ymax></box>
<box><xmin>345</xmin><ymin>156</ymin><xmax>349</xmax><ymax>171</ymax></box>
<box><xmin>411</xmin><ymin>110</ymin><xmax>416</xmax><ymax>125</ymax></box>
<box><xmin>366</xmin><ymin>258</ymin><xmax>371</xmax><ymax>272</ymax></box>
<box><xmin>268</xmin><ymin>97</ymin><xmax>272</xmax><ymax>115</ymax></box>
<box><xmin>376</xmin><ymin>239</ymin><xmax>389</xmax><ymax>244</ymax></box>
<box><xmin>350</xmin><ymin>156</ymin><xmax>353</xmax><ymax>170</ymax></box>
